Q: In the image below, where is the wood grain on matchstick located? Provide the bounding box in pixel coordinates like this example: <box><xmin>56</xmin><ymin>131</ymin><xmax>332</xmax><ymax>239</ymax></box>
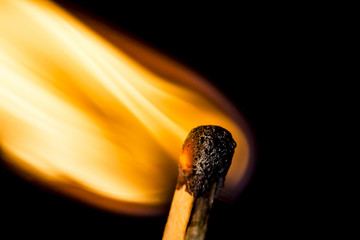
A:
<box><xmin>162</xmin><ymin>184</ymin><xmax>193</xmax><ymax>240</ymax></box>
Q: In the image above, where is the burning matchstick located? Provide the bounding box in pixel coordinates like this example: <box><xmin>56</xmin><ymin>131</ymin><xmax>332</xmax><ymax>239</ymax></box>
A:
<box><xmin>163</xmin><ymin>125</ymin><xmax>236</xmax><ymax>240</ymax></box>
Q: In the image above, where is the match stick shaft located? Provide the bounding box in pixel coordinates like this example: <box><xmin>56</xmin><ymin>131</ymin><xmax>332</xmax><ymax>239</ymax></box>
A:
<box><xmin>162</xmin><ymin>181</ymin><xmax>217</xmax><ymax>240</ymax></box>
<box><xmin>163</xmin><ymin>184</ymin><xmax>194</xmax><ymax>240</ymax></box>
<box><xmin>185</xmin><ymin>183</ymin><xmax>217</xmax><ymax>240</ymax></box>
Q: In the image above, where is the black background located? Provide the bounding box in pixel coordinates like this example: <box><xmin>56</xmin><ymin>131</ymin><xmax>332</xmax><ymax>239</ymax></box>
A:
<box><xmin>0</xmin><ymin>1</ymin><xmax>309</xmax><ymax>239</ymax></box>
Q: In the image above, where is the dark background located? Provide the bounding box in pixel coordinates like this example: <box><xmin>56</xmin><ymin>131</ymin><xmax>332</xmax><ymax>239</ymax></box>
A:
<box><xmin>1</xmin><ymin>1</ymin><xmax>309</xmax><ymax>239</ymax></box>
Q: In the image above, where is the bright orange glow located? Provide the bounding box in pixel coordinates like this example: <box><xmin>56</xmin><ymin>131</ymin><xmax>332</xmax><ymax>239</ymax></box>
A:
<box><xmin>179</xmin><ymin>148</ymin><xmax>193</xmax><ymax>172</ymax></box>
<box><xmin>0</xmin><ymin>0</ymin><xmax>253</xmax><ymax>215</ymax></box>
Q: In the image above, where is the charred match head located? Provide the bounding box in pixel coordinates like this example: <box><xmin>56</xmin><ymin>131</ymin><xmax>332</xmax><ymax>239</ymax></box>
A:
<box><xmin>178</xmin><ymin>125</ymin><xmax>236</xmax><ymax>197</ymax></box>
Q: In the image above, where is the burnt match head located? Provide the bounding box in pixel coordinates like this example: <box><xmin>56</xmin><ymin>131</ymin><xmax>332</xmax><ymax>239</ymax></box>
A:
<box><xmin>178</xmin><ymin>125</ymin><xmax>236</xmax><ymax>197</ymax></box>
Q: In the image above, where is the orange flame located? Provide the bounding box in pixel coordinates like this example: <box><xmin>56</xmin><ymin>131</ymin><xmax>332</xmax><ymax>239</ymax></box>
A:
<box><xmin>0</xmin><ymin>0</ymin><xmax>253</xmax><ymax>215</ymax></box>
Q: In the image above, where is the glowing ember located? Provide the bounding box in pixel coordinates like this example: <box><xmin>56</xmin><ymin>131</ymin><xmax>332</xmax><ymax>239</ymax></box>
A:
<box><xmin>0</xmin><ymin>0</ymin><xmax>253</xmax><ymax>215</ymax></box>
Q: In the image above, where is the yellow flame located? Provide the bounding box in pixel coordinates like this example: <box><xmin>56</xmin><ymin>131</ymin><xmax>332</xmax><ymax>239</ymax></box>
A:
<box><xmin>0</xmin><ymin>0</ymin><xmax>252</xmax><ymax>214</ymax></box>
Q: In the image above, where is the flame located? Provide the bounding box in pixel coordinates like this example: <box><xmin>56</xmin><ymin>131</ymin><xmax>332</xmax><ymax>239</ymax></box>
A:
<box><xmin>0</xmin><ymin>0</ymin><xmax>253</xmax><ymax>215</ymax></box>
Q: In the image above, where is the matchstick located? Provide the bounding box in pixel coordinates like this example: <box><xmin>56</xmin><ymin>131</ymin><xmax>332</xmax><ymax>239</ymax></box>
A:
<box><xmin>163</xmin><ymin>125</ymin><xmax>236</xmax><ymax>240</ymax></box>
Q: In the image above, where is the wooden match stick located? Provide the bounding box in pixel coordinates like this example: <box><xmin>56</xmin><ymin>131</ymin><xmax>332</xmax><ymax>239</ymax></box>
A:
<box><xmin>163</xmin><ymin>125</ymin><xmax>236</xmax><ymax>240</ymax></box>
